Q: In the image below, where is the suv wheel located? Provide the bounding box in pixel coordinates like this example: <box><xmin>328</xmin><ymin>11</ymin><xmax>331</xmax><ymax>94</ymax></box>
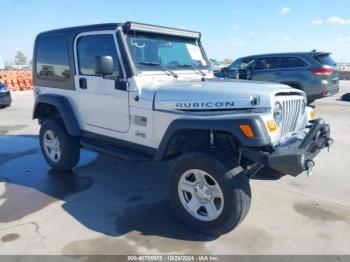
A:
<box><xmin>169</xmin><ymin>152</ymin><xmax>251</xmax><ymax>236</ymax></box>
<box><xmin>39</xmin><ymin>118</ymin><xmax>80</xmax><ymax>171</ymax></box>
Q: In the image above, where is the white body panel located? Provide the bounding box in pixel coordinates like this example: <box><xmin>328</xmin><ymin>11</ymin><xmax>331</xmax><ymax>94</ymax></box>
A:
<box><xmin>34</xmin><ymin>69</ymin><xmax>312</xmax><ymax>148</ymax></box>
<box><xmin>74</xmin><ymin>75</ymin><xmax>130</xmax><ymax>133</ymax></box>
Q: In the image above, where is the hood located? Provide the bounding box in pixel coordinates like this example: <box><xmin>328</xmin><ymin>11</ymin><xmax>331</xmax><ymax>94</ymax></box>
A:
<box><xmin>153</xmin><ymin>79</ymin><xmax>305</xmax><ymax>111</ymax></box>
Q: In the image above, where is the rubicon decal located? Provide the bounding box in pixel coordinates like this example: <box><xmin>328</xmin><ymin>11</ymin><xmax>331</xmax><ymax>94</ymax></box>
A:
<box><xmin>176</xmin><ymin>101</ymin><xmax>235</xmax><ymax>109</ymax></box>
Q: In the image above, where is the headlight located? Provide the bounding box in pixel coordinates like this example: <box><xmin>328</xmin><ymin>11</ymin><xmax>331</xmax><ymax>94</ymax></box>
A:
<box><xmin>273</xmin><ymin>102</ymin><xmax>283</xmax><ymax>126</ymax></box>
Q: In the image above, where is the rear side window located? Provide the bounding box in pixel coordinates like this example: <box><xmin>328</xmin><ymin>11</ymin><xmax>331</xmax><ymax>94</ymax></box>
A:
<box><xmin>255</xmin><ymin>57</ymin><xmax>281</xmax><ymax>70</ymax></box>
<box><xmin>36</xmin><ymin>35</ymin><xmax>70</xmax><ymax>80</ymax></box>
<box><xmin>314</xmin><ymin>54</ymin><xmax>336</xmax><ymax>67</ymax></box>
<box><xmin>280</xmin><ymin>57</ymin><xmax>308</xmax><ymax>68</ymax></box>
<box><xmin>77</xmin><ymin>34</ymin><xmax>120</xmax><ymax>77</ymax></box>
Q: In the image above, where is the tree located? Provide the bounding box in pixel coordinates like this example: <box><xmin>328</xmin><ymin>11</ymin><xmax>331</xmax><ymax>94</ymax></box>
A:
<box><xmin>221</xmin><ymin>58</ymin><xmax>233</xmax><ymax>65</ymax></box>
<box><xmin>14</xmin><ymin>51</ymin><xmax>27</xmax><ymax>65</ymax></box>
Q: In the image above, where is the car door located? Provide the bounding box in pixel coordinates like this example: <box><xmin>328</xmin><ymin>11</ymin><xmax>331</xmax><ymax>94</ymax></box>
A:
<box><xmin>237</xmin><ymin>57</ymin><xmax>255</xmax><ymax>80</ymax></box>
<box><xmin>252</xmin><ymin>57</ymin><xmax>282</xmax><ymax>82</ymax></box>
<box><xmin>276</xmin><ymin>56</ymin><xmax>309</xmax><ymax>83</ymax></box>
<box><xmin>74</xmin><ymin>31</ymin><xmax>130</xmax><ymax>133</ymax></box>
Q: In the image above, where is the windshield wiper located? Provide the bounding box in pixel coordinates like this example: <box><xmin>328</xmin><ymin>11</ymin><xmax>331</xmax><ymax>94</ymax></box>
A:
<box><xmin>174</xmin><ymin>63</ymin><xmax>207</xmax><ymax>77</ymax></box>
<box><xmin>138</xmin><ymin>61</ymin><xmax>178</xmax><ymax>78</ymax></box>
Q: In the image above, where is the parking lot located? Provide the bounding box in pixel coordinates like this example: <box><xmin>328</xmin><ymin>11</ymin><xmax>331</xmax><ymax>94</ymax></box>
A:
<box><xmin>0</xmin><ymin>81</ymin><xmax>349</xmax><ymax>255</ymax></box>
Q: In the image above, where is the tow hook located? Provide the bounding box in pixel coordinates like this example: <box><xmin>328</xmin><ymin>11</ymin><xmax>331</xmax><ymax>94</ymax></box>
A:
<box><xmin>326</xmin><ymin>138</ymin><xmax>334</xmax><ymax>152</ymax></box>
<box><xmin>305</xmin><ymin>160</ymin><xmax>315</xmax><ymax>177</ymax></box>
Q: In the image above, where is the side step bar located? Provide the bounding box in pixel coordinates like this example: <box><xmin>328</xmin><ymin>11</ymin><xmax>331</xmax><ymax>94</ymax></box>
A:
<box><xmin>80</xmin><ymin>138</ymin><xmax>153</xmax><ymax>162</ymax></box>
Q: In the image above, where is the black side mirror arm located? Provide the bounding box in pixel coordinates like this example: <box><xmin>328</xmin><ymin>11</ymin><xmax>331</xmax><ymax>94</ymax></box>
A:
<box><xmin>115</xmin><ymin>76</ymin><xmax>128</xmax><ymax>91</ymax></box>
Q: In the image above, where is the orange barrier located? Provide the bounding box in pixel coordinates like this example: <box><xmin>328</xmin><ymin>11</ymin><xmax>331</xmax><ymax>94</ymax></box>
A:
<box><xmin>0</xmin><ymin>70</ymin><xmax>33</xmax><ymax>91</ymax></box>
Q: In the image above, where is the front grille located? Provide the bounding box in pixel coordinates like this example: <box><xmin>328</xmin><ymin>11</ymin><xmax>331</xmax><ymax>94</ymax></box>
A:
<box><xmin>279</xmin><ymin>97</ymin><xmax>304</xmax><ymax>137</ymax></box>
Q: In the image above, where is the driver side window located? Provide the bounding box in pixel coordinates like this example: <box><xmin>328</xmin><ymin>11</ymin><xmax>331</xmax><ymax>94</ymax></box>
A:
<box><xmin>228</xmin><ymin>59</ymin><xmax>241</xmax><ymax>71</ymax></box>
<box><xmin>77</xmin><ymin>34</ymin><xmax>120</xmax><ymax>77</ymax></box>
<box><xmin>240</xmin><ymin>58</ymin><xmax>255</xmax><ymax>70</ymax></box>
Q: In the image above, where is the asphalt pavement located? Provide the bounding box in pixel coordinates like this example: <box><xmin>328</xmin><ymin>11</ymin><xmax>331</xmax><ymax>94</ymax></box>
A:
<box><xmin>0</xmin><ymin>82</ymin><xmax>349</xmax><ymax>255</ymax></box>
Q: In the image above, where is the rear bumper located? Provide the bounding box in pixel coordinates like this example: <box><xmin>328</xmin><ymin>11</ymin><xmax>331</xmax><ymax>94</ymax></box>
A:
<box><xmin>242</xmin><ymin>119</ymin><xmax>332</xmax><ymax>176</ymax></box>
<box><xmin>307</xmin><ymin>85</ymin><xmax>339</xmax><ymax>102</ymax></box>
<box><xmin>324</xmin><ymin>85</ymin><xmax>340</xmax><ymax>97</ymax></box>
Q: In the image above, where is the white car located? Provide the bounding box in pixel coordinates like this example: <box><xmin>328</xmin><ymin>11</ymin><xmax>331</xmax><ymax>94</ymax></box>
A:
<box><xmin>32</xmin><ymin>22</ymin><xmax>333</xmax><ymax>235</ymax></box>
<box><xmin>0</xmin><ymin>82</ymin><xmax>12</xmax><ymax>108</ymax></box>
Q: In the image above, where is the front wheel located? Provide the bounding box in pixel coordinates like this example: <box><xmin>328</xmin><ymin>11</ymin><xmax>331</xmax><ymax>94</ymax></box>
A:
<box><xmin>39</xmin><ymin>118</ymin><xmax>80</xmax><ymax>172</ymax></box>
<box><xmin>169</xmin><ymin>152</ymin><xmax>251</xmax><ymax>236</ymax></box>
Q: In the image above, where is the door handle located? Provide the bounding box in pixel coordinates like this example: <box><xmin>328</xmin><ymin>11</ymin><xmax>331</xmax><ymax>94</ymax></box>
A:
<box><xmin>79</xmin><ymin>78</ymin><xmax>87</xmax><ymax>89</ymax></box>
<box><xmin>274</xmin><ymin>72</ymin><xmax>282</xmax><ymax>76</ymax></box>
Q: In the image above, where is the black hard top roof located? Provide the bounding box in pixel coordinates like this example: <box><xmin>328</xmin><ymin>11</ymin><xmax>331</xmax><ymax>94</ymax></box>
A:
<box><xmin>38</xmin><ymin>23</ymin><xmax>124</xmax><ymax>36</ymax></box>
<box><xmin>36</xmin><ymin>21</ymin><xmax>201</xmax><ymax>40</ymax></box>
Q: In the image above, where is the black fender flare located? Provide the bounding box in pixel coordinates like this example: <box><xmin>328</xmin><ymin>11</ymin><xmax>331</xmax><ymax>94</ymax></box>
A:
<box><xmin>33</xmin><ymin>94</ymin><xmax>81</xmax><ymax>136</ymax></box>
<box><xmin>154</xmin><ymin>115</ymin><xmax>271</xmax><ymax>161</ymax></box>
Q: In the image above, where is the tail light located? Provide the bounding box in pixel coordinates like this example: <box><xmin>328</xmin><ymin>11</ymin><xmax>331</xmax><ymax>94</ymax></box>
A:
<box><xmin>311</xmin><ymin>68</ymin><xmax>335</xmax><ymax>75</ymax></box>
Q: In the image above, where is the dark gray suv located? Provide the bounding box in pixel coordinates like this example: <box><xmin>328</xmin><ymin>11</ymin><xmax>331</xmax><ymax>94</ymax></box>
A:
<box><xmin>215</xmin><ymin>51</ymin><xmax>339</xmax><ymax>103</ymax></box>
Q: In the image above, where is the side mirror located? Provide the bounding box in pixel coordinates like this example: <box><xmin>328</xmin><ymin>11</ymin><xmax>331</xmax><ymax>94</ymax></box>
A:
<box><xmin>95</xmin><ymin>56</ymin><xmax>114</xmax><ymax>76</ymax></box>
<box><xmin>221</xmin><ymin>67</ymin><xmax>228</xmax><ymax>72</ymax></box>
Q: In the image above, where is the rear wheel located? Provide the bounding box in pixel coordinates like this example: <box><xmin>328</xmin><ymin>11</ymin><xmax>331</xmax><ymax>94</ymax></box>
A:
<box><xmin>169</xmin><ymin>152</ymin><xmax>251</xmax><ymax>236</ymax></box>
<box><xmin>39</xmin><ymin>118</ymin><xmax>80</xmax><ymax>171</ymax></box>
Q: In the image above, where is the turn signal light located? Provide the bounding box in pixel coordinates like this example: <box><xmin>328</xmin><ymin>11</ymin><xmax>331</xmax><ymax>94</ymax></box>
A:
<box><xmin>266</xmin><ymin>120</ymin><xmax>278</xmax><ymax>132</ymax></box>
<box><xmin>239</xmin><ymin>124</ymin><xmax>254</xmax><ymax>138</ymax></box>
<box><xmin>310</xmin><ymin>111</ymin><xmax>316</xmax><ymax>120</ymax></box>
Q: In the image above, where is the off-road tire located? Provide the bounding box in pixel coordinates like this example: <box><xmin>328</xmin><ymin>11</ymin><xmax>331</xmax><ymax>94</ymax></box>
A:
<box><xmin>39</xmin><ymin>118</ymin><xmax>80</xmax><ymax>171</ymax></box>
<box><xmin>169</xmin><ymin>152</ymin><xmax>251</xmax><ymax>236</ymax></box>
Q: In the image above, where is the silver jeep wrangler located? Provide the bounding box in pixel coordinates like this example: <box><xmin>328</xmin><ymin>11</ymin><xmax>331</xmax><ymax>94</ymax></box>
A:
<box><xmin>32</xmin><ymin>22</ymin><xmax>333</xmax><ymax>235</ymax></box>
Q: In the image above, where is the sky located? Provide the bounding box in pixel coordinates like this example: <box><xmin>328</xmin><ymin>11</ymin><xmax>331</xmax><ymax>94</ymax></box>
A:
<box><xmin>1</xmin><ymin>0</ymin><xmax>350</xmax><ymax>63</ymax></box>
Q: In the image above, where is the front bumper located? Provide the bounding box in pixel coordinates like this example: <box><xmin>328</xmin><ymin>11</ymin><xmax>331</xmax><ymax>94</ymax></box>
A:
<box><xmin>242</xmin><ymin>119</ymin><xmax>332</xmax><ymax>176</ymax></box>
<box><xmin>0</xmin><ymin>91</ymin><xmax>12</xmax><ymax>107</ymax></box>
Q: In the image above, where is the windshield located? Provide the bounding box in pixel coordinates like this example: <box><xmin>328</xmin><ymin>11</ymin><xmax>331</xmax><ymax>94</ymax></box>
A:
<box><xmin>126</xmin><ymin>33</ymin><xmax>208</xmax><ymax>70</ymax></box>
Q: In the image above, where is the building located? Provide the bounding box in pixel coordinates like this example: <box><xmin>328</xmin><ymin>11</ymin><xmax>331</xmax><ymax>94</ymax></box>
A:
<box><xmin>338</xmin><ymin>62</ymin><xmax>350</xmax><ymax>71</ymax></box>
<box><xmin>341</xmin><ymin>64</ymin><xmax>350</xmax><ymax>71</ymax></box>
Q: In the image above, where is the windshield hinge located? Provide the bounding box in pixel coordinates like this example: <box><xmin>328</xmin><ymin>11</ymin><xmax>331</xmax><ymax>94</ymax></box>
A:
<box><xmin>117</xmin><ymin>76</ymin><xmax>129</xmax><ymax>90</ymax></box>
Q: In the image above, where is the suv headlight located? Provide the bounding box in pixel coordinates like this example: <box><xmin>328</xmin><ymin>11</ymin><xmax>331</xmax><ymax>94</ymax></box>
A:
<box><xmin>273</xmin><ymin>102</ymin><xmax>283</xmax><ymax>126</ymax></box>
